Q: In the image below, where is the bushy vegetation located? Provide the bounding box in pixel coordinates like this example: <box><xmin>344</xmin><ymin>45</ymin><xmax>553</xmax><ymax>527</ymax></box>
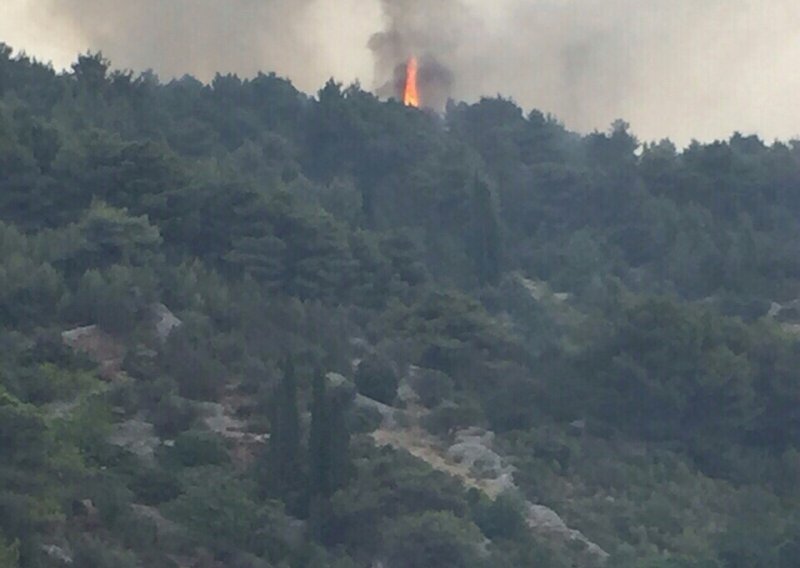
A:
<box><xmin>1</xmin><ymin>44</ymin><xmax>799</xmax><ymax>566</ymax></box>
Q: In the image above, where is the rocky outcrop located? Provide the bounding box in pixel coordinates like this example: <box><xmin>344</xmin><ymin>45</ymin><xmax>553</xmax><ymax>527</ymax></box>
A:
<box><xmin>526</xmin><ymin>504</ymin><xmax>609</xmax><ymax>562</ymax></box>
<box><xmin>108</xmin><ymin>416</ymin><xmax>160</xmax><ymax>460</ymax></box>
<box><xmin>446</xmin><ymin>428</ymin><xmax>516</xmax><ymax>494</ymax></box>
<box><xmin>768</xmin><ymin>299</ymin><xmax>800</xmax><ymax>335</ymax></box>
<box><xmin>366</xmin><ymin>367</ymin><xmax>609</xmax><ymax>565</ymax></box>
<box><xmin>131</xmin><ymin>504</ymin><xmax>183</xmax><ymax>540</ymax></box>
<box><xmin>197</xmin><ymin>388</ymin><xmax>269</xmax><ymax>468</ymax></box>
<box><xmin>61</xmin><ymin>303</ymin><xmax>181</xmax><ymax>380</ymax></box>
<box><xmin>41</xmin><ymin>544</ymin><xmax>73</xmax><ymax>565</ymax></box>
<box><xmin>355</xmin><ymin>394</ymin><xmax>398</xmax><ymax>428</ymax></box>
<box><xmin>152</xmin><ymin>303</ymin><xmax>182</xmax><ymax>343</ymax></box>
<box><xmin>61</xmin><ymin>325</ymin><xmax>126</xmax><ymax>380</ymax></box>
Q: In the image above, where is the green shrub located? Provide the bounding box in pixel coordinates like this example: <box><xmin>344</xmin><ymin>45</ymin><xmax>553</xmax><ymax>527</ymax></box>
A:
<box><xmin>350</xmin><ymin>403</ymin><xmax>384</xmax><ymax>434</ymax></box>
<box><xmin>354</xmin><ymin>354</ymin><xmax>398</xmax><ymax>405</ymax></box>
<box><xmin>129</xmin><ymin>467</ymin><xmax>181</xmax><ymax>505</ymax></box>
<box><xmin>72</xmin><ymin>537</ymin><xmax>140</xmax><ymax>568</ymax></box>
<box><xmin>161</xmin><ymin>430</ymin><xmax>229</xmax><ymax>468</ymax></box>
<box><xmin>422</xmin><ymin>399</ymin><xmax>485</xmax><ymax>438</ymax></box>
<box><xmin>409</xmin><ymin>367</ymin><xmax>454</xmax><ymax>408</ymax></box>
<box><xmin>382</xmin><ymin>511</ymin><xmax>485</xmax><ymax>568</ymax></box>
<box><xmin>82</xmin><ymin>473</ymin><xmax>134</xmax><ymax>527</ymax></box>
<box><xmin>164</xmin><ymin>466</ymin><xmax>260</xmax><ymax>553</ymax></box>
<box><xmin>472</xmin><ymin>492</ymin><xmax>527</xmax><ymax>540</ymax></box>
<box><xmin>161</xmin><ymin>329</ymin><xmax>226</xmax><ymax>401</ymax></box>
<box><xmin>149</xmin><ymin>395</ymin><xmax>198</xmax><ymax>438</ymax></box>
<box><xmin>0</xmin><ymin>534</ymin><xmax>19</xmax><ymax>568</ymax></box>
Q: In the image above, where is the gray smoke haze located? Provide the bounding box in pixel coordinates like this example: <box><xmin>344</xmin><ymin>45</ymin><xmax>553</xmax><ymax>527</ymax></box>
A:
<box><xmin>3</xmin><ymin>0</ymin><xmax>800</xmax><ymax>144</ymax></box>
<box><xmin>7</xmin><ymin>0</ymin><xmax>382</xmax><ymax>93</ymax></box>
<box><xmin>373</xmin><ymin>0</ymin><xmax>800</xmax><ymax>144</ymax></box>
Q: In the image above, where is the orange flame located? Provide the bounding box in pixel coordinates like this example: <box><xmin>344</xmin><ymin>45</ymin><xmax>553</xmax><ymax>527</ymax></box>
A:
<box><xmin>403</xmin><ymin>56</ymin><xmax>420</xmax><ymax>108</ymax></box>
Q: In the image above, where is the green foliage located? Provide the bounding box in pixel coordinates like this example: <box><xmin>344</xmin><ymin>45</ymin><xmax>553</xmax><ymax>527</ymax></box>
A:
<box><xmin>0</xmin><ymin>223</ymin><xmax>66</xmax><ymax>326</ymax></box>
<box><xmin>160</xmin><ymin>323</ymin><xmax>226</xmax><ymax>401</ymax></box>
<box><xmin>566</xmin><ymin>297</ymin><xmax>795</xmax><ymax>453</ymax></box>
<box><xmin>72</xmin><ymin>265</ymin><xmax>158</xmax><ymax>334</ymax></box>
<box><xmin>60</xmin><ymin>394</ymin><xmax>114</xmax><ymax>463</ymax></box>
<box><xmin>0</xmin><ymin>388</ymin><xmax>50</xmax><ymax>468</ymax></box>
<box><xmin>128</xmin><ymin>466</ymin><xmax>181</xmax><ymax>506</ymax></box>
<box><xmin>392</xmin><ymin>290</ymin><xmax>526</xmax><ymax>388</ymax></box>
<box><xmin>422</xmin><ymin>399</ymin><xmax>486</xmax><ymax>438</ymax></box>
<box><xmin>0</xmin><ymin>534</ymin><xmax>20</xmax><ymax>568</ymax></box>
<box><xmin>81</xmin><ymin>472</ymin><xmax>135</xmax><ymax>526</ymax></box>
<box><xmin>72</xmin><ymin>536</ymin><xmax>140</xmax><ymax>568</ymax></box>
<box><xmin>349</xmin><ymin>402</ymin><xmax>384</xmax><ymax>433</ymax></box>
<box><xmin>471</xmin><ymin>492</ymin><xmax>528</xmax><ymax>540</ymax></box>
<box><xmin>262</xmin><ymin>357</ymin><xmax>303</xmax><ymax>510</ymax></box>
<box><xmin>329</xmin><ymin>445</ymin><xmax>469</xmax><ymax>553</ymax></box>
<box><xmin>148</xmin><ymin>393</ymin><xmax>198</xmax><ymax>438</ymax></box>
<box><xmin>162</xmin><ymin>430</ymin><xmax>230</xmax><ymax>468</ymax></box>
<box><xmin>409</xmin><ymin>367</ymin><xmax>454</xmax><ymax>408</ymax></box>
<box><xmin>163</xmin><ymin>466</ymin><xmax>261</xmax><ymax>553</ymax></box>
<box><xmin>382</xmin><ymin>511</ymin><xmax>486</xmax><ymax>568</ymax></box>
<box><xmin>468</xmin><ymin>176</ymin><xmax>502</xmax><ymax>285</ymax></box>
<box><xmin>75</xmin><ymin>200</ymin><xmax>162</xmax><ymax>268</ymax></box>
<box><xmin>354</xmin><ymin>354</ymin><xmax>398</xmax><ymax>404</ymax></box>
<box><xmin>2</xmin><ymin>44</ymin><xmax>800</xmax><ymax>568</ymax></box>
<box><xmin>309</xmin><ymin>373</ymin><xmax>355</xmax><ymax>541</ymax></box>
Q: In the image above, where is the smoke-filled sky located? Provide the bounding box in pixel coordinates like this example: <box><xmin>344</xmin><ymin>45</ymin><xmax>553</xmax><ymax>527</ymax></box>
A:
<box><xmin>2</xmin><ymin>0</ymin><xmax>799</xmax><ymax>145</ymax></box>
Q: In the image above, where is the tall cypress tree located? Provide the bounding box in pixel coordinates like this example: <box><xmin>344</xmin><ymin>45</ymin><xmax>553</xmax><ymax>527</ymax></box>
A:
<box><xmin>263</xmin><ymin>357</ymin><xmax>302</xmax><ymax>509</ymax></box>
<box><xmin>469</xmin><ymin>174</ymin><xmax>502</xmax><ymax>285</ymax></box>
<box><xmin>327</xmin><ymin>385</ymin><xmax>352</xmax><ymax>494</ymax></box>
<box><xmin>308</xmin><ymin>370</ymin><xmax>330</xmax><ymax>501</ymax></box>
<box><xmin>308</xmin><ymin>370</ymin><xmax>330</xmax><ymax>540</ymax></box>
<box><xmin>308</xmin><ymin>371</ymin><xmax>353</xmax><ymax>542</ymax></box>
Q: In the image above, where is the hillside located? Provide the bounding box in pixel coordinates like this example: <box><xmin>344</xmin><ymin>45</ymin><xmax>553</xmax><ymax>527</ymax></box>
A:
<box><xmin>1</xmin><ymin>45</ymin><xmax>799</xmax><ymax>567</ymax></box>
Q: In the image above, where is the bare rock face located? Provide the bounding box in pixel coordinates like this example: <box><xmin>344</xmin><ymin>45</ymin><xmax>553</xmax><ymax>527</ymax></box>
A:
<box><xmin>152</xmin><ymin>303</ymin><xmax>182</xmax><ymax>343</ymax></box>
<box><xmin>768</xmin><ymin>299</ymin><xmax>800</xmax><ymax>335</ymax></box>
<box><xmin>108</xmin><ymin>417</ymin><xmax>160</xmax><ymax>460</ymax></box>
<box><xmin>354</xmin><ymin>393</ymin><xmax>398</xmax><ymax>429</ymax></box>
<box><xmin>446</xmin><ymin>428</ymin><xmax>609</xmax><ymax>562</ymax></box>
<box><xmin>198</xmin><ymin>401</ymin><xmax>245</xmax><ymax>438</ymax></box>
<box><xmin>526</xmin><ymin>504</ymin><xmax>609</xmax><ymax>563</ymax></box>
<box><xmin>446</xmin><ymin>428</ymin><xmax>515</xmax><ymax>489</ymax></box>
<box><xmin>41</xmin><ymin>544</ymin><xmax>73</xmax><ymax>565</ymax></box>
<box><xmin>130</xmin><ymin>504</ymin><xmax>183</xmax><ymax>540</ymax></box>
<box><xmin>196</xmin><ymin>395</ymin><xmax>268</xmax><ymax>469</ymax></box>
<box><xmin>396</xmin><ymin>375</ymin><xmax>420</xmax><ymax>406</ymax></box>
<box><xmin>61</xmin><ymin>324</ymin><xmax>126</xmax><ymax>380</ymax></box>
<box><xmin>368</xmin><ymin>366</ymin><xmax>609</xmax><ymax>565</ymax></box>
<box><xmin>61</xmin><ymin>303</ymin><xmax>181</xmax><ymax>380</ymax></box>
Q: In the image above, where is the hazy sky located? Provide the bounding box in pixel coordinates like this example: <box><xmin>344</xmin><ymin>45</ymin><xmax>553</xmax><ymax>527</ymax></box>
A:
<box><xmin>2</xmin><ymin>0</ymin><xmax>799</xmax><ymax>146</ymax></box>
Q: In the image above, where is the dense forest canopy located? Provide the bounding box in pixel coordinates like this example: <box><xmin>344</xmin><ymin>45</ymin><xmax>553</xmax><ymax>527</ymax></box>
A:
<box><xmin>1</xmin><ymin>45</ymin><xmax>799</xmax><ymax>567</ymax></box>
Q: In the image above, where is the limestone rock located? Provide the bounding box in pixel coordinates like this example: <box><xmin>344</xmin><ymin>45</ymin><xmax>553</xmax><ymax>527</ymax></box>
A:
<box><xmin>447</xmin><ymin>428</ymin><xmax>511</xmax><ymax>480</ymax></box>
<box><xmin>108</xmin><ymin>417</ymin><xmax>159</xmax><ymax>459</ymax></box>
<box><xmin>41</xmin><ymin>544</ymin><xmax>73</xmax><ymax>565</ymax></box>
<box><xmin>152</xmin><ymin>303</ymin><xmax>182</xmax><ymax>342</ymax></box>
<box><xmin>526</xmin><ymin>503</ymin><xmax>610</xmax><ymax>562</ymax></box>
<box><xmin>61</xmin><ymin>324</ymin><xmax>125</xmax><ymax>380</ymax></box>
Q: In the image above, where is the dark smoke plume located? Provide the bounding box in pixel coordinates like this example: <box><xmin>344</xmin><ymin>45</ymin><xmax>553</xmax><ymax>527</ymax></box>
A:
<box><xmin>5</xmin><ymin>0</ymin><xmax>800</xmax><ymax>143</ymax></box>
<box><xmin>366</xmin><ymin>0</ymin><xmax>800</xmax><ymax>143</ymax></box>
<box><xmin>369</xmin><ymin>0</ymin><xmax>468</xmax><ymax>110</ymax></box>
